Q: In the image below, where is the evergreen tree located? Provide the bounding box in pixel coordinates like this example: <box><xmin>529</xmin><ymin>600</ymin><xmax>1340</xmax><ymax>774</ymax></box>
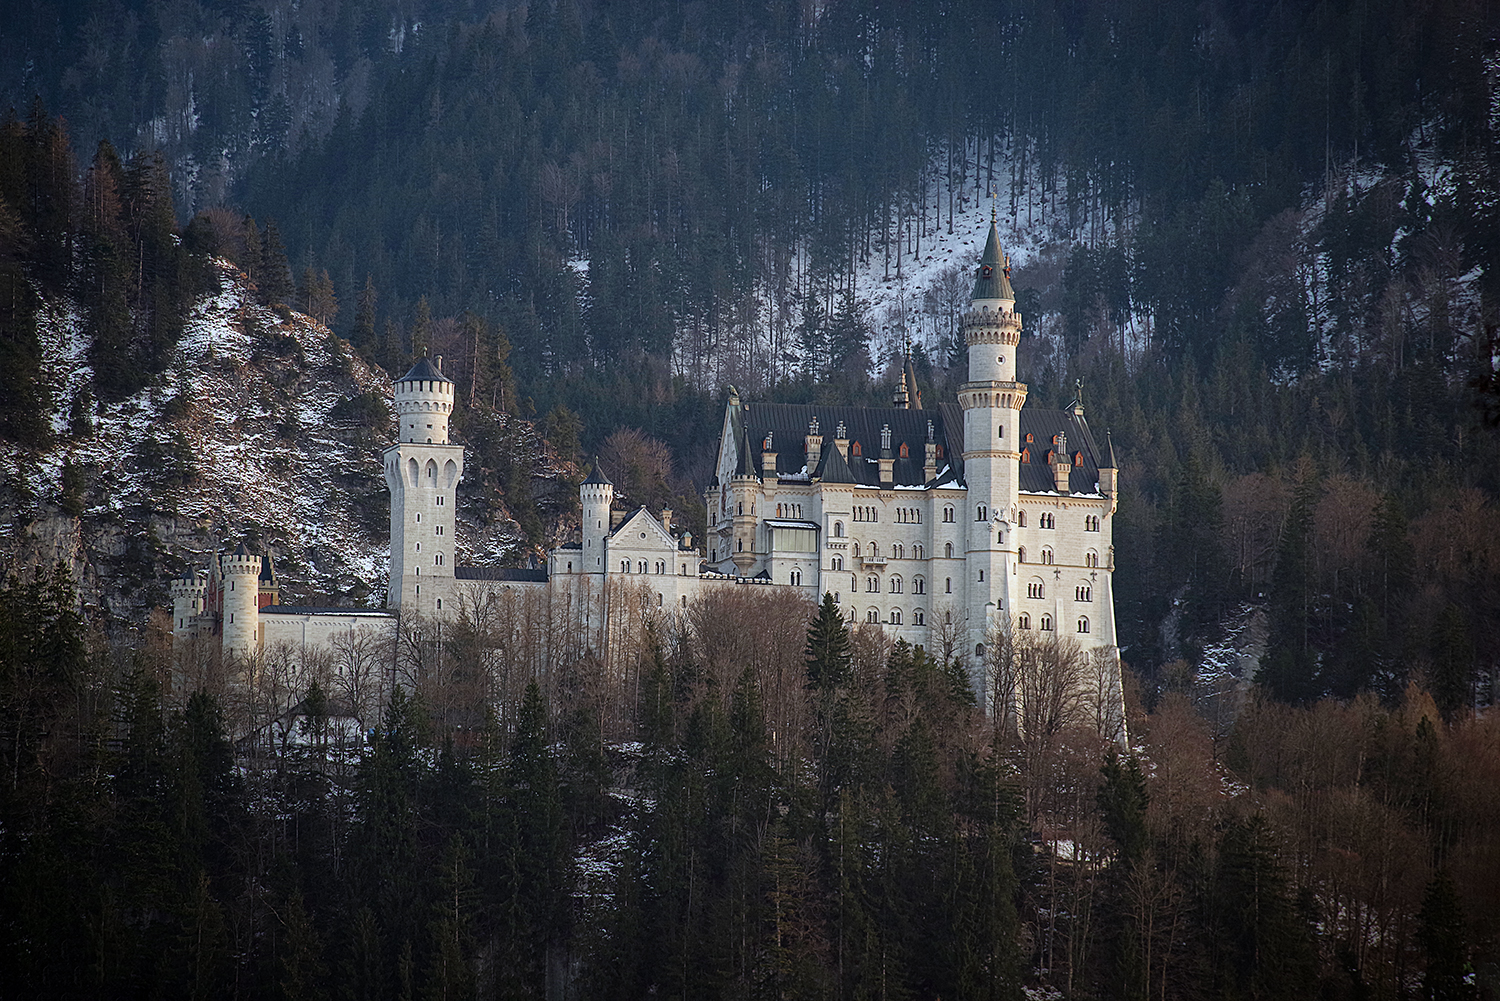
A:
<box><xmin>1418</xmin><ymin>869</ymin><xmax>1474</xmax><ymax>1001</ymax></box>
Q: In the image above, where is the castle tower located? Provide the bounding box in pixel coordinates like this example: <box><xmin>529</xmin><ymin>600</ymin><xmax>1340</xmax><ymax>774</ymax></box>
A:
<box><xmin>383</xmin><ymin>356</ymin><xmax>464</xmax><ymax>616</ymax></box>
<box><xmin>220</xmin><ymin>543</ymin><xmax>263</xmax><ymax>660</ymax></box>
<box><xmin>581</xmin><ymin>460</ymin><xmax>615</xmax><ymax>573</ymax></box>
<box><xmin>960</xmin><ymin>216</ymin><xmax>1027</xmax><ymax>676</ymax></box>
<box><xmin>170</xmin><ymin>569</ymin><xmax>207</xmax><ymax>647</ymax></box>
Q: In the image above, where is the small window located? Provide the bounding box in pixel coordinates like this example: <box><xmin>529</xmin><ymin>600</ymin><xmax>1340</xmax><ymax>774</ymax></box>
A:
<box><xmin>1077</xmin><ymin>616</ymin><xmax>1090</xmax><ymax>633</ymax></box>
<box><xmin>1041</xmin><ymin>513</ymin><xmax>1055</xmax><ymax>529</ymax></box>
<box><xmin>1027</xmin><ymin>581</ymin><xmax>1044</xmax><ymax>599</ymax></box>
<box><xmin>978</xmin><ymin>570</ymin><xmax>984</xmax><ymax>582</ymax></box>
<box><xmin>945</xmin><ymin>542</ymin><xmax>953</xmax><ymax>558</ymax></box>
<box><xmin>1018</xmin><ymin>546</ymin><xmax>1027</xmax><ymax>563</ymax></box>
<box><xmin>1086</xmin><ymin>551</ymin><xmax>1099</xmax><ymax>568</ymax></box>
<box><xmin>945</xmin><ymin>577</ymin><xmax>952</xmax><ymax>593</ymax></box>
<box><xmin>899</xmin><ymin>443</ymin><xmax>909</xmax><ymax>458</ymax></box>
<box><xmin>943</xmin><ymin>506</ymin><xmax>954</xmax><ymax>523</ymax></box>
<box><xmin>415</xmin><ymin>513</ymin><xmax>421</xmax><ymax>523</ymax></box>
<box><xmin>1040</xmin><ymin>614</ymin><xmax>1054</xmax><ymax>631</ymax></box>
<box><xmin>852</xmin><ymin>441</ymin><xmax>862</xmax><ymax>456</ymax></box>
<box><xmin>436</xmin><ymin>496</ymin><xmax>444</xmax><ymax>506</ymax></box>
<box><xmin>914</xmin><ymin>577</ymin><xmax>925</xmax><ymax>595</ymax></box>
<box><xmin>621</xmin><ymin>560</ymin><xmax>630</xmax><ymax>573</ymax></box>
<box><xmin>867</xmin><ymin>576</ymin><xmax>879</xmax><ymax>592</ymax></box>
<box><xmin>567</xmin><ymin>561</ymin><xmax>573</xmax><ymax>572</ymax></box>
<box><xmin>657</xmin><ymin>594</ymin><xmax>664</xmax><ymax>607</ymax></box>
<box><xmin>833</xmin><ymin>555</ymin><xmax>844</xmax><ymax>571</ymax></box>
<box><xmin>891</xmin><ymin>609</ymin><xmax>902</xmax><ymax>624</ymax></box>
<box><xmin>1041</xmin><ymin>548</ymin><xmax>1054</xmax><ymax>565</ymax></box>
<box><xmin>1076</xmin><ymin>585</ymin><xmax>1092</xmax><ymax>601</ymax></box>
<box><xmin>977</xmin><ymin>505</ymin><xmax>987</xmax><ymax>521</ymax></box>
<box><xmin>415</xmin><ymin>542</ymin><xmax>421</xmax><ymax>552</ymax></box>
<box><xmin>437</xmin><ymin>598</ymin><xmax>443</xmax><ymax>610</ymax></box>
<box><xmin>866</xmin><ymin>608</ymin><xmax>878</xmax><ymax>623</ymax></box>
<box><xmin>834</xmin><ymin>521</ymin><xmax>844</xmax><ymax>537</ymax></box>
<box><xmin>1017</xmin><ymin>511</ymin><xmax>1027</xmax><ymax>527</ymax></box>
<box><xmin>914</xmin><ymin>609</ymin><xmax>925</xmax><ymax>625</ymax></box>
<box><xmin>890</xmin><ymin>576</ymin><xmax>903</xmax><ymax>593</ymax></box>
<box><xmin>1018</xmin><ymin>613</ymin><xmax>1031</xmax><ymax>630</ymax></box>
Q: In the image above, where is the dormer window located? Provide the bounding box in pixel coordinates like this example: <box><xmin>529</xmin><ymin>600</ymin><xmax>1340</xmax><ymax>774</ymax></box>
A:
<box><xmin>899</xmin><ymin>443</ymin><xmax>909</xmax><ymax>458</ymax></box>
<box><xmin>852</xmin><ymin>441</ymin><xmax>862</xmax><ymax>457</ymax></box>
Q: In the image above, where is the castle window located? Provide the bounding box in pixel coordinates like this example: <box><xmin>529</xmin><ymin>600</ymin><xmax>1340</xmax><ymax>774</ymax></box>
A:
<box><xmin>621</xmin><ymin>560</ymin><xmax>630</xmax><ymax>572</ymax></box>
<box><xmin>1018</xmin><ymin>547</ymin><xmax>1027</xmax><ymax>562</ymax></box>
<box><xmin>914</xmin><ymin>544</ymin><xmax>924</xmax><ymax>559</ymax></box>
<box><xmin>936</xmin><ymin>445</ymin><xmax>944</xmax><ymax>458</ymax></box>
<box><xmin>1041</xmin><ymin>548</ymin><xmax>1054</xmax><ymax>565</ymax></box>
<box><xmin>866</xmin><ymin>608</ymin><xmax>878</xmax><ymax>623</ymax></box>
<box><xmin>436</xmin><ymin>526</ymin><xmax>443</xmax><ymax>535</ymax></box>
<box><xmin>852</xmin><ymin>441</ymin><xmax>862</xmax><ymax>456</ymax></box>
<box><xmin>436</xmin><ymin>496</ymin><xmax>444</xmax><ymax>506</ymax></box>
<box><xmin>415</xmin><ymin>543</ymin><xmax>421</xmax><ymax>552</ymax></box>
<box><xmin>435</xmin><ymin>554</ymin><xmax>443</xmax><ymax>566</ymax></box>
<box><xmin>1077</xmin><ymin>616</ymin><xmax>1090</xmax><ymax>633</ymax></box>
<box><xmin>567</xmin><ymin>562</ymin><xmax>573</xmax><ymax>572</ymax></box>
<box><xmin>638</xmin><ymin>561</ymin><xmax>647</xmax><ymax>574</ymax></box>
<box><xmin>415</xmin><ymin>513</ymin><xmax>421</xmax><ymax>523</ymax></box>
<box><xmin>228</xmin><ymin>613</ymin><xmax>233</xmax><ymax>623</ymax></box>
<box><xmin>415</xmin><ymin>584</ymin><xmax>420</xmax><ymax>594</ymax></box>
<box><xmin>891</xmin><ymin>609</ymin><xmax>902</xmax><ymax>624</ymax></box>
<box><xmin>791</xmin><ymin>569</ymin><xmax>802</xmax><ymax>585</ymax></box>
<box><xmin>998</xmin><ymin>425</ymin><xmax>1004</xmax><ymax>439</ymax></box>
<box><xmin>978</xmin><ymin>570</ymin><xmax>984</xmax><ymax>582</ymax></box>
<box><xmin>1028</xmin><ymin>581</ymin><xmax>1044</xmax><ymax>599</ymax></box>
<box><xmin>1040</xmin><ymin>614</ymin><xmax>1054</xmax><ymax>631</ymax></box>
<box><xmin>1017</xmin><ymin>510</ymin><xmax>1026</xmax><ymax>527</ymax></box>
<box><xmin>834</xmin><ymin>521</ymin><xmax>844</xmax><ymax>537</ymax></box>
<box><xmin>890</xmin><ymin>576</ymin><xmax>903</xmax><ymax>593</ymax></box>
<box><xmin>1018</xmin><ymin>613</ymin><xmax>1031</xmax><ymax>630</ymax></box>
<box><xmin>415</xmin><ymin>567</ymin><xmax>419</xmax><ymax>575</ymax></box>
<box><xmin>867</xmin><ymin>576</ymin><xmax>879</xmax><ymax>592</ymax></box>
<box><xmin>943</xmin><ymin>506</ymin><xmax>954</xmax><ymax>522</ymax></box>
<box><xmin>1086</xmin><ymin>551</ymin><xmax>1099</xmax><ymax>568</ymax></box>
<box><xmin>1020</xmin><ymin>448</ymin><xmax>1030</xmax><ymax>463</ymax></box>
<box><xmin>998</xmin><ymin>531</ymin><xmax>1004</xmax><ymax>545</ymax></box>
<box><xmin>945</xmin><ymin>577</ymin><xmax>952</xmax><ymax>593</ymax></box>
<box><xmin>656</xmin><ymin>561</ymin><xmax>665</xmax><ymax>574</ymax></box>
<box><xmin>683</xmin><ymin>595</ymin><xmax>688</xmax><ymax>607</ymax></box>
<box><xmin>1026</xmin><ymin>433</ymin><xmax>1034</xmax><ymax>443</ymax></box>
<box><xmin>832</xmin><ymin>555</ymin><xmax>843</xmax><ymax>571</ymax></box>
<box><xmin>1086</xmin><ymin>515</ymin><xmax>1100</xmax><ymax>531</ymax></box>
<box><xmin>899</xmin><ymin>443</ymin><xmax>909</xmax><ymax>458</ymax></box>
<box><xmin>1076</xmin><ymin>585</ymin><xmax>1092</xmax><ymax>601</ymax></box>
<box><xmin>1041</xmin><ymin>512</ymin><xmax>1055</xmax><ymax>529</ymax></box>
<box><xmin>851</xmin><ymin>575</ymin><xmax>857</xmax><ymax>590</ymax></box>
<box><xmin>437</xmin><ymin>598</ymin><xmax>443</xmax><ymax>610</ymax></box>
<box><xmin>738</xmin><ymin>540</ymin><xmax>744</xmax><ymax>551</ymax></box>
<box><xmin>977</xmin><ymin>505</ymin><xmax>987</xmax><ymax>521</ymax></box>
<box><xmin>681</xmin><ymin>564</ymin><xmax>688</xmax><ymax>575</ymax></box>
<box><xmin>894</xmin><ymin>543</ymin><xmax>904</xmax><ymax>559</ymax></box>
<box><xmin>914</xmin><ymin>609</ymin><xmax>925</xmax><ymax>625</ymax></box>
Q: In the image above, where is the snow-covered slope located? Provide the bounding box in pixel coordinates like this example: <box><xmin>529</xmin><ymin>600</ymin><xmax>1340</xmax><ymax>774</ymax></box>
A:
<box><xmin>1</xmin><ymin>260</ymin><xmax>559</xmax><ymax>625</ymax></box>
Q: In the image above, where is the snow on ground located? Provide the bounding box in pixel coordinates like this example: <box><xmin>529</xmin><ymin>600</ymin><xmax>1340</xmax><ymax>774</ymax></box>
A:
<box><xmin>27</xmin><ymin>260</ymin><xmax>395</xmax><ymax>609</ymax></box>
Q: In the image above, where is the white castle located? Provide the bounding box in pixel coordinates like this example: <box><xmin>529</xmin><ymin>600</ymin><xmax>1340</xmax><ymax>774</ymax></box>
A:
<box><xmin>171</xmin><ymin>220</ymin><xmax>1123</xmax><ymax>726</ymax></box>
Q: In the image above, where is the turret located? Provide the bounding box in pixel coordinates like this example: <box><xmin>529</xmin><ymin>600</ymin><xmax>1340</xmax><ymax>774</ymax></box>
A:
<box><xmin>384</xmin><ymin>357</ymin><xmax>464</xmax><ymax>612</ymax></box>
<box><xmin>394</xmin><ymin>355</ymin><xmax>455</xmax><ymax>444</ymax></box>
<box><xmin>581</xmin><ymin>460</ymin><xmax>615</xmax><ymax>572</ymax></box>
<box><xmin>220</xmin><ymin>543</ymin><xmax>262</xmax><ymax>660</ymax></box>
<box><xmin>170</xmin><ymin>569</ymin><xmax>207</xmax><ymax>647</ymax></box>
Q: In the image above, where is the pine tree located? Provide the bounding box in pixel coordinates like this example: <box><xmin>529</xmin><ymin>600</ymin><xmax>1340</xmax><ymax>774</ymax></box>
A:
<box><xmin>260</xmin><ymin>220</ymin><xmax>294</xmax><ymax>305</ymax></box>
<box><xmin>1418</xmin><ymin>870</ymin><xmax>1474</xmax><ymax>1001</ymax></box>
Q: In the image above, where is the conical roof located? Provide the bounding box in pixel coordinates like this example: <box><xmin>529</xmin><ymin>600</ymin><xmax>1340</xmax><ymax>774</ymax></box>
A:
<box><xmin>396</xmin><ymin>357</ymin><xmax>451</xmax><ymax>383</ymax></box>
<box><xmin>814</xmin><ymin>438</ymin><xmax>857</xmax><ymax>484</ymax></box>
<box><xmin>971</xmin><ymin>220</ymin><xmax>1015</xmax><ymax>301</ymax></box>
<box><xmin>582</xmin><ymin>459</ymin><xmax>613</xmax><ymax>486</ymax></box>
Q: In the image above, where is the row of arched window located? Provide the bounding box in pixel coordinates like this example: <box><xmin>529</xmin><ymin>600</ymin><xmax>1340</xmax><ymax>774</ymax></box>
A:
<box><xmin>1015</xmin><ymin>613</ymin><xmax>1090</xmax><ymax>633</ymax></box>
<box><xmin>1014</xmin><ymin>510</ymin><xmax>1100</xmax><ymax>531</ymax></box>
<box><xmin>857</xmin><ymin>607</ymin><xmax>927</xmax><ymax>626</ymax></box>
<box><xmin>857</xmin><ymin>574</ymin><xmax>928</xmax><ymax>594</ymax></box>
<box><xmin>1023</xmin><ymin>581</ymin><xmax>1094</xmax><ymax>601</ymax></box>
<box><xmin>775</xmin><ymin>503</ymin><xmax>804</xmax><ymax>518</ymax></box>
<box><xmin>852</xmin><ymin>507</ymin><xmax>878</xmax><ymax>522</ymax></box>
<box><xmin>620</xmin><ymin>559</ymin><xmax>671</xmax><ymax>574</ymax></box>
<box><xmin>895</xmin><ymin>507</ymin><xmax>922</xmax><ymax>523</ymax></box>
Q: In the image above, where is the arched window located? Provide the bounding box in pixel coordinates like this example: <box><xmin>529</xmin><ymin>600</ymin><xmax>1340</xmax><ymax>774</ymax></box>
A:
<box><xmin>621</xmin><ymin>560</ymin><xmax>630</xmax><ymax>573</ymax></box>
<box><xmin>1041</xmin><ymin>512</ymin><xmax>1055</xmax><ymax>529</ymax></box>
<box><xmin>1018</xmin><ymin>546</ymin><xmax>1027</xmax><ymax>563</ymax></box>
<box><xmin>945</xmin><ymin>577</ymin><xmax>952</xmax><ymax>593</ymax></box>
<box><xmin>914</xmin><ymin>544</ymin><xmax>923</xmax><ymax>559</ymax></box>
<box><xmin>1086</xmin><ymin>550</ymin><xmax>1099</xmax><ymax>568</ymax></box>
<box><xmin>944</xmin><ymin>542</ymin><xmax>953</xmax><ymax>558</ymax></box>
<box><xmin>866</xmin><ymin>608</ymin><xmax>878</xmax><ymax>623</ymax></box>
<box><xmin>853</xmin><ymin>542</ymin><xmax>861</xmax><ymax>557</ymax></box>
<box><xmin>894</xmin><ymin>543</ymin><xmax>904</xmax><ymax>559</ymax></box>
<box><xmin>870</xmin><ymin>542</ymin><xmax>879</xmax><ymax>558</ymax></box>
<box><xmin>1075</xmin><ymin>584</ymin><xmax>1092</xmax><ymax>601</ymax></box>
<box><xmin>1041</xmin><ymin>547</ymin><xmax>1054</xmax><ymax>565</ymax></box>
<box><xmin>914</xmin><ymin>609</ymin><xmax>925</xmax><ymax>625</ymax></box>
<box><xmin>567</xmin><ymin>561</ymin><xmax>573</xmax><ymax>572</ymax></box>
<box><xmin>913</xmin><ymin>577</ymin><xmax>925</xmax><ymax>595</ymax></box>
<box><xmin>832</xmin><ymin>555</ymin><xmax>844</xmax><ymax>571</ymax></box>
<box><xmin>1017</xmin><ymin>510</ymin><xmax>1027</xmax><ymax>527</ymax></box>
<box><xmin>435</xmin><ymin>554</ymin><xmax>444</xmax><ymax>566</ymax></box>
<box><xmin>834</xmin><ymin>521</ymin><xmax>844</xmax><ymax>537</ymax></box>
<box><xmin>791</xmin><ymin>569</ymin><xmax>802</xmax><ymax>585</ymax></box>
<box><xmin>1040</xmin><ymin>614</ymin><xmax>1054</xmax><ymax>631</ymax></box>
<box><xmin>1018</xmin><ymin>613</ymin><xmax>1031</xmax><ymax>630</ymax></box>
<box><xmin>890</xmin><ymin>608</ymin><xmax>902</xmax><ymax>624</ymax></box>
<box><xmin>1086</xmin><ymin>514</ymin><xmax>1100</xmax><ymax>531</ymax></box>
<box><xmin>899</xmin><ymin>443</ymin><xmax>909</xmax><ymax>458</ymax></box>
<box><xmin>638</xmin><ymin>561</ymin><xmax>647</xmax><ymax>574</ymax></box>
<box><xmin>890</xmin><ymin>576</ymin><xmax>903</xmax><ymax>594</ymax></box>
<box><xmin>943</xmin><ymin>506</ymin><xmax>955</xmax><ymax>523</ymax></box>
<box><xmin>975</xmin><ymin>643</ymin><xmax>985</xmax><ymax>658</ymax></box>
<box><xmin>1027</xmin><ymin>581</ymin><xmax>1044</xmax><ymax>599</ymax></box>
<box><xmin>977</xmin><ymin>505</ymin><xmax>987</xmax><ymax>521</ymax></box>
<box><xmin>1077</xmin><ymin>616</ymin><xmax>1090</xmax><ymax>633</ymax></box>
<box><xmin>978</xmin><ymin>570</ymin><xmax>984</xmax><ymax>581</ymax></box>
<box><xmin>852</xmin><ymin>441</ymin><xmax>862</xmax><ymax>456</ymax></box>
<box><xmin>1026</xmin><ymin>432</ymin><xmax>1034</xmax><ymax>443</ymax></box>
<box><xmin>997</xmin><ymin>531</ymin><xmax>1004</xmax><ymax>545</ymax></box>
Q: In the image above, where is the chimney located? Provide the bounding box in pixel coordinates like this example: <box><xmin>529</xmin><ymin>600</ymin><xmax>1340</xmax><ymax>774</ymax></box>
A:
<box><xmin>878</xmin><ymin>424</ymin><xmax>894</xmax><ymax>487</ymax></box>
<box><xmin>661</xmin><ymin>508</ymin><xmax>673</xmax><ymax>532</ymax></box>
<box><xmin>923</xmin><ymin>419</ymin><xmax>938</xmax><ymax>481</ymax></box>
<box><xmin>435</xmin><ymin>354</ymin><xmax>443</xmax><ymax>374</ymax></box>
<box><xmin>760</xmin><ymin>432</ymin><xmax>778</xmax><ymax>486</ymax></box>
<box><xmin>805</xmin><ymin>417</ymin><xmax>822</xmax><ymax>471</ymax></box>
<box><xmin>1052</xmin><ymin>431</ymin><xmax>1071</xmax><ymax>493</ymax></box>
<box><xmin>833</xmin><ymin>420</ymin><xmax>849</xmax><ymax>460</ymax></box>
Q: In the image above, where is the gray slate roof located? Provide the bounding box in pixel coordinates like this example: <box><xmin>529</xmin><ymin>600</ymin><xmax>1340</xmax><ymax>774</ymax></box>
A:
<box><xmin>396</xmin><ymin>357</ymin><xmax>450</xmax><ymax>383</ymax></box>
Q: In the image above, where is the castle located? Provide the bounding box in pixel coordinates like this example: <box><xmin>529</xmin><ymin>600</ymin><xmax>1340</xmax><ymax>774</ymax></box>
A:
<box><xmin>172</xmin><ymin>220</ymin><xmax>1123</xmax><ymax>725</ymax></box>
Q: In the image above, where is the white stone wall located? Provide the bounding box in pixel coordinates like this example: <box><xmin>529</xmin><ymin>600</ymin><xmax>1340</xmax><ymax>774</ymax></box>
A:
<box><xmin>259</xmin><ymin>609</ymin><xmax>398</xmax><ymax>653</ymax></box>
<box><xmin>221</xmin><ymin>556</ymin><xmax>262</xmax><ymax>660</ymax></box>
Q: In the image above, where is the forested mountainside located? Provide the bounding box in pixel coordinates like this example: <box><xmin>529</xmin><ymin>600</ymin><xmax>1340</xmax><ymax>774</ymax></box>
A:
<box><xmin>3</xmin><ymin>1</ymin><xmax>1500</xmax><ymax>997</ymax></box>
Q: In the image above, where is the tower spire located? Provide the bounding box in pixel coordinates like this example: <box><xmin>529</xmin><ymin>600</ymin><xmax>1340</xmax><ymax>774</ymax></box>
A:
<box><xmin>971</xmin><ymin>219</ymin><xmax>1015</xmax><ymax>302</ymax></box>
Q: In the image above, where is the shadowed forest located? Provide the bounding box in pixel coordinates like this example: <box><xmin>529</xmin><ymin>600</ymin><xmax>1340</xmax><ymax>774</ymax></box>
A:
<box><xmin>2</xmin><ymin>0</ymin><xmax>1500</xmax><ymax>996</ymax></box>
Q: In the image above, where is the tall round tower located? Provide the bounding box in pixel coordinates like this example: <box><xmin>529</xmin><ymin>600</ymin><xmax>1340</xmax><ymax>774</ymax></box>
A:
<box><xmin>384</xmin><ymin>357</ymin><xmax>465</xmax><ymax>615</ymax></box>
<box><xmin>220</xmin><ymin>544</ymin><xmax>262</xmax><ymax>660</ymax></box>
<box><xmin>170</xmin><ymin>569</ymin><xmax>207</xmax><ymax>647</ymax></box>
<box><xmin>580</xmin><ymin>460</ymin><xmax>615</xmax><ymax>573</ymax></box>
<box><xmin>960</xmin><ymin>216</ymin><xmax>1027</xmax><ymax>687</ymax></box>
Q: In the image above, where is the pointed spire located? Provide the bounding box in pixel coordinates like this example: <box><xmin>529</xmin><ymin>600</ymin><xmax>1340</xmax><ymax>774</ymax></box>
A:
<box><xmin>582</xmin><ymin>458</ymin><xmax>613</xmax><ymax>486</ymax></box>
<box><xmin>971</xmin><ymin>218</ymin><xmax>1015</xmax><ymax>302</ymax></box>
